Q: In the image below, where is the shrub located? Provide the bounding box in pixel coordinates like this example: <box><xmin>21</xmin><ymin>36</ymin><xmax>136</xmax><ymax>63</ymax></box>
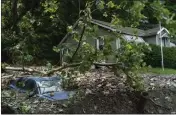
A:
<box><xmin>144</xmin><ymin>44</ymin><xmax>176</xmax><ymax>69</ymax></box>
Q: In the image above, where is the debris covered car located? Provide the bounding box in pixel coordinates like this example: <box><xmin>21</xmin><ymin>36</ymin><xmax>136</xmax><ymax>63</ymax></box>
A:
<box><xmin>9</xmin><ymin>76</ymin><xmax>75</xmax><ymax>101</ymax></box>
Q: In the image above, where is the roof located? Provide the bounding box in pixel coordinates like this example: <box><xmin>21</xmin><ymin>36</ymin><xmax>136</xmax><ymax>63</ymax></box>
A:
<box><xmin>60</xmin><ymin>19</ymin><xmax>170</xmax><ymax>44</ymax></box>
<box><xmin>90</xmin><ymin>19</ymin><xmax>146</xmax><ymax>37</ymax></box>
<box><xmin>90</xmin><ymin>19</ymin><xmax>169</xmax><ymax>37</ymax></box>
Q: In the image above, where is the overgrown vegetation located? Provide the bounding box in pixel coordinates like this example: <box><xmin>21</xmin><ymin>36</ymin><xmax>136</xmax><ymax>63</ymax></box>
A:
<box><xmin>144</xmin><ymin>44</ymin><xmax>176</xmax><ymax>69</ymax></box>
<box><xmin>1</xmin><ymin>0</ymin><xmax>176</xmax><ymax>114</ymax></box>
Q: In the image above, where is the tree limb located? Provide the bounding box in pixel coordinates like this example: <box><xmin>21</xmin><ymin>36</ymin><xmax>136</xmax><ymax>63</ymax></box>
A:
<box><xmin>70</xmin><ymin>25</ymin><xmax>86</xmax><ymax>62</ymax></box>
<box><xmin>12</xmin><ymin>0</ymin><xmax>18</xmax><ymax>30</ymax></box>
<box><xmin>44</xmin><ymin>63</ymin><xmax>81</xmax><ymax>76</ymax></box>
<box><xmin>4</xmin><ymin>67</ymin><xmax>45</xmax><ymax>74</ymax></box>
<box><xmin>45</xmin><ymin>62</ymin><xmax>120</xmax><ymax>76</ymax></box>
<box><xmin>93</xmin><ymin>62</ymin><xmax>117</xmax><ymax>66</ymax></box>
<box><xmin>1</xmin><ymin>75</ymin><xmax>14</xmax><ymax>79</ymax></box>
<box><xmin>4</xmin><ymin>62</ymin><xmax>121</xmax><ymax>76</ymax></box>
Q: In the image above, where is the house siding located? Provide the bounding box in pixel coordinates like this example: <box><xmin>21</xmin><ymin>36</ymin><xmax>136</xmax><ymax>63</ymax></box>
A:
<box><xmin>143</xmin><ymin>36</ymin><xmax>156</xmax><ymax>45</ymax></box>
<box><xmin>60</xmin><ymin>21</ymin><xmax>172</xmax><ymax>65</ymax></box>
<box><xmin>157</xmin><ymin>37</ymin><xmax>170</xmax><ymax>47</ymax></box>
<box><xmin>61</xmin><ymin>27</ymin><xmax>121</xmax><ymax>64</ymax></box>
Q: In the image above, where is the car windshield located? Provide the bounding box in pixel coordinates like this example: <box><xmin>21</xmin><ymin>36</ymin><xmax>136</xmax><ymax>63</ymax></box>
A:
<box><xmin>38</xmin><ymin>79</ymin><xmax>62</xmax><ymax>94</ymax></box>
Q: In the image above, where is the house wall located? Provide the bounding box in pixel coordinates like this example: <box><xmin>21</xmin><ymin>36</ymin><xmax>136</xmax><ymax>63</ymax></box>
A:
<box><xmin>61</xmin><ymin>27</ymin><xmax>145</xmax><ymax>64</ymax></box>
<box><xmin>123</xmin><ymin>35</ymin><xmax>145</xmax><ymax>43</ymax></box>
<box><xmin>143</xmin><ymin>33</ymin><xmax>170</xmax><ymax>47</ymax></box>
<box><xmin>143</xmin><ymin>36</ymin><xmax>157</xmax><ymax>45</ymax></box>
<box><xmin>157</xmin><ymin>29</ymin><xmax>170</xmax><ymax>47</ymax></box>
<box><xmin>157</xmin><ymin>37</ymin><xmax>170</xmax><ymax>47</ymax></box>
<box><xmin>61</xmin><ymin>27</ymin><xmax>121</xmax><ymax>63</ymax></box>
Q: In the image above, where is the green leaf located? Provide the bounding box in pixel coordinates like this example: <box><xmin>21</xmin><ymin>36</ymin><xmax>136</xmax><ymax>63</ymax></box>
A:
<box><xmin>53</xmin><ymin>46</ymin><xmax>60</xmax><ymax>53</ymax></box>
<box><xmin>103</xmin><ymin>12</ymin><xmax>108</xmax><ymax>17</ymax></box>
<box><xmin>97</xmin><ymin>0</ymin><xmax>105</xmax><ymax>10</ymax></box>
<box><xmin>111</xmin><ymin>15</ymin><xmax>119</xmax><ymax>25</ymax></box>
<box><xmin>126</xmin><ymin>44</ymin><xmax>132</xmax><ymax>50</ymax></box>
<box><xmin>67</xmin><ymin>26</ymin><xmax>73</xmax><ymax>33</ymax></box>
<box><xmin>107</xmin><ymin>1</ymin><xmax>115</xmax><ymax>8</ymax></box>
<box><xmin>24</xmin><ymin>55</ymin><xmax>33</xmax><ymax>62</ymax></box>
<box><xmin>50</xmin><ymin>15</ymin><xmax>54</xmax><ymax>19</ymax></box>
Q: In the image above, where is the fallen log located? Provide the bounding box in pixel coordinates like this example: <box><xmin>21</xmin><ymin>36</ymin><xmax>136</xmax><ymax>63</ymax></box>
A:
<box><xmin>4</xmin><ymin>62</ymin><xmax>120</xmax><ymax>76</ymax></box>
<box><xmin>1</xmin><ymin>75</ymin><xmax>14</xmax><ymax>79</ymax></box>
<box><xmin>44</xmin><ymin>63</ymin><xmax>81</xmax><ymax>76</ymax></box>
<box><xmin>44</xmin><ymin>62</ymin><xmax>119</xmax><ymax>76</ymax></box>
<box><xmin>4</xmin><ymin>67</ymin><xmax>46</xmax><ymax>74</ymax></box>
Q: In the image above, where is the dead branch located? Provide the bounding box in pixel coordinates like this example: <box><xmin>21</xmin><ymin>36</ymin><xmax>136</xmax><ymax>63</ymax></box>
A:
<box><xmin>70</xmin><ymin>25</ymin><xmax>86</xmax><ymax>62</ymax></box>
<box><xmin>4</xmin><ymin>67</ymin><xmax>45</xmax><ymax>74</ymax></box>
<box><xmin>147</xmin><ymin>98</ymin><xmax>171</xmax><ymax>110</ymax></box>
<box><xmin>44</xmin><ymin>63</ymin><xmax>81</xmax><ymax>76</ymax></box>
<box><xmin>94</xmin><ymin>62</ymin><xmax>117</xmax><ymax>66</ymax></box>
<box><xmin>4</xmin><ymin>62</ymin><xmax>120</xmax><ymax>77</ymax></box>
<box><xmin>1</xmin><ymin>75</ymin><xmax>14</xmax><ymax>79</ymax></box>
<box><xmin>45</xmin><ymin>62</ymin><xmax>120</xmax><ymax>76</ymax></box>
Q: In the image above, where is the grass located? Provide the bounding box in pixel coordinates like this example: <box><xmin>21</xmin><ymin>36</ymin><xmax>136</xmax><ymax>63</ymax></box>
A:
<box><xmin>141</xmin><ymin>67</ymin><xmax>176</xmax><ymax>75</ymax></box>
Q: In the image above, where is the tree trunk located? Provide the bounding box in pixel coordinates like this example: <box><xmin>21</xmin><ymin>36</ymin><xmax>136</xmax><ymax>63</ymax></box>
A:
<box><xmin>12</xmin><ymin>0</ymin><xmax>18</xmax><ymax>30</ymax></box>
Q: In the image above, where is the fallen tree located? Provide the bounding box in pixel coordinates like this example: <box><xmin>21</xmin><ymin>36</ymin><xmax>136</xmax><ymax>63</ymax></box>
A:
<box><xmin>3</xmin><ymin>62</ymin><xmax>120</xmax><ymax>76</ymax></box>
<box><xmin>4</xmin><ymin>66</ymin><xmax>46</xmax><ymax>74</ymax></box>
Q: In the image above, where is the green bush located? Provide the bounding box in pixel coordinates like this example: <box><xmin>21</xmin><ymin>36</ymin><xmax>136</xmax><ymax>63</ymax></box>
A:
<box><xmin>144</xmin><ymin>44</ymin><xmax>176</xmax><ymax>69</ymax></box>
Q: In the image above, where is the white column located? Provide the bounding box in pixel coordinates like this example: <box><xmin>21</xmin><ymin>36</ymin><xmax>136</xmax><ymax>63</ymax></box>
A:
<box><xmin>159</xmin><ymin>22</ymin><xmax>164</xmax><ymax>71</ymax></box>
<box><xmin>96</xmin><ymin>39</ymin><xmax>99</xmax><ymax>50</ymax></box>
<box><xmin>156</xmin><ymin>35</ymin><xmax>158</xmax><ymax>45</ymax></box>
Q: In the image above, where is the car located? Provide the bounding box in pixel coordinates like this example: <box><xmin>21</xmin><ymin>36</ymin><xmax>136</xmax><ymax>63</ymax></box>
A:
<box><xmin>9</xmin><ymin>76</ymin><xmax>75</xmax><ymax>101</ymax></box>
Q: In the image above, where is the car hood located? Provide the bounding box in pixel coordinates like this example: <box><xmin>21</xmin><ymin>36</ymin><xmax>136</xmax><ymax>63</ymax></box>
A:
<box><xmin>39</xmin><ymin>91</ymin><xmax>75</xmax><ymax>101</ymax></box>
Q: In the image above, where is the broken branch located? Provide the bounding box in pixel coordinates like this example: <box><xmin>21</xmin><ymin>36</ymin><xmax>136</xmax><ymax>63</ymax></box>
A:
<box><xmin>70</xmin><ymin>25</ymin><xmax>86</xmax><ymax>62</ymax></box>
<box><xmin>45</xmin><ymin>62</ymin><xmax>119</xmax><ymax>76</ymax></box>
<box><xmin>1</xmin><ymin>75</ymin><xmax>14</xmax><ymax>79</ymax></box>
<box><xmin>4</xmin><ymin>67</ymin><xmax>45</xmax><ymax>74</ymax></box>
<box><xmin>44</xmin><ymin>63</ymin><xmax>81</xmax><ymax>76</ymax></box>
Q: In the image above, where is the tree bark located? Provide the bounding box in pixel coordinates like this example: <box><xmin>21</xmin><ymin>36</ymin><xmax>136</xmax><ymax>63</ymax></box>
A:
<box><xmin>12</xmin><ymin>0</ymin><xmax>18</xmax><ymax>30</ymax></box>
<box><xmin>44</xmin><ymin>63</ymin><xmax>81</xmax><ymax>76</ymax></box>
<box><xmin>70</xmin><ymin>25</ymin><xmax>86</xmax><ymax>62</ymax></box>
<box><xmin>4</xmin><ymin>66</ymin><xmax>45</xmax><ymax>74</ymax></box>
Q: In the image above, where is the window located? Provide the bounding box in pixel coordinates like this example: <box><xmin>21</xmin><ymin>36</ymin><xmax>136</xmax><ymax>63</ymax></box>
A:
<box><xmin>96</xmin><ymin>37</ymin><xmax>104</xmax><ymax>50</ymax></box>
<box><xmin>162</xmin><ymin>37</ymin><xmax>167</xmax><ymax>46</ymax></box>
<box><xmin>39</xmin><ymin>79</ymin><xmax>62</xmax><ymax>94</ymax></box>
<box><xmin>24</xmin><ymin>79</ymin><xmax>36</xmax><ymax>91</ymax></box>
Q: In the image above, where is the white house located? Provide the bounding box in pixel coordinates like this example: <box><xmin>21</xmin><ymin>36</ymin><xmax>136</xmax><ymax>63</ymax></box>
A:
<box><xmin>90</xmin><ymin>19</ymin><xmax>175</xmax><ymax>47</ymax></box>
<box><xmin>59</xmin><ymin>19</ymin><xmax>175</xmax><ymax>65</ymax></box>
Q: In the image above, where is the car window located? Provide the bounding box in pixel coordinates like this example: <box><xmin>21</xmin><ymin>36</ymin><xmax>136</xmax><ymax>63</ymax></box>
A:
<box><xmin>24</xmin><ymin>79</ymin><xmax>36</xmax><ymax>90</ymax></box>
<box><xmin>39</xmin><ymin>79</ymin><xmax>62</xmax><ymax>94</ymax></box>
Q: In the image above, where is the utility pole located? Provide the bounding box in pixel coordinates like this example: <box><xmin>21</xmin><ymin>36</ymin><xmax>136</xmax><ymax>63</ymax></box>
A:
<box><xmin>159</xmin><ymin>21</ymin><xmax>164</xmax><ymax>71</ymax></box>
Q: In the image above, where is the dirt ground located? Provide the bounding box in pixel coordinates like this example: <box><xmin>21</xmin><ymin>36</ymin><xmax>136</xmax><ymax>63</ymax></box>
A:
<box><xmin>1</xmin><ymin>69</ymin><xmax>176</xmax><ymax>114</ymax></box>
